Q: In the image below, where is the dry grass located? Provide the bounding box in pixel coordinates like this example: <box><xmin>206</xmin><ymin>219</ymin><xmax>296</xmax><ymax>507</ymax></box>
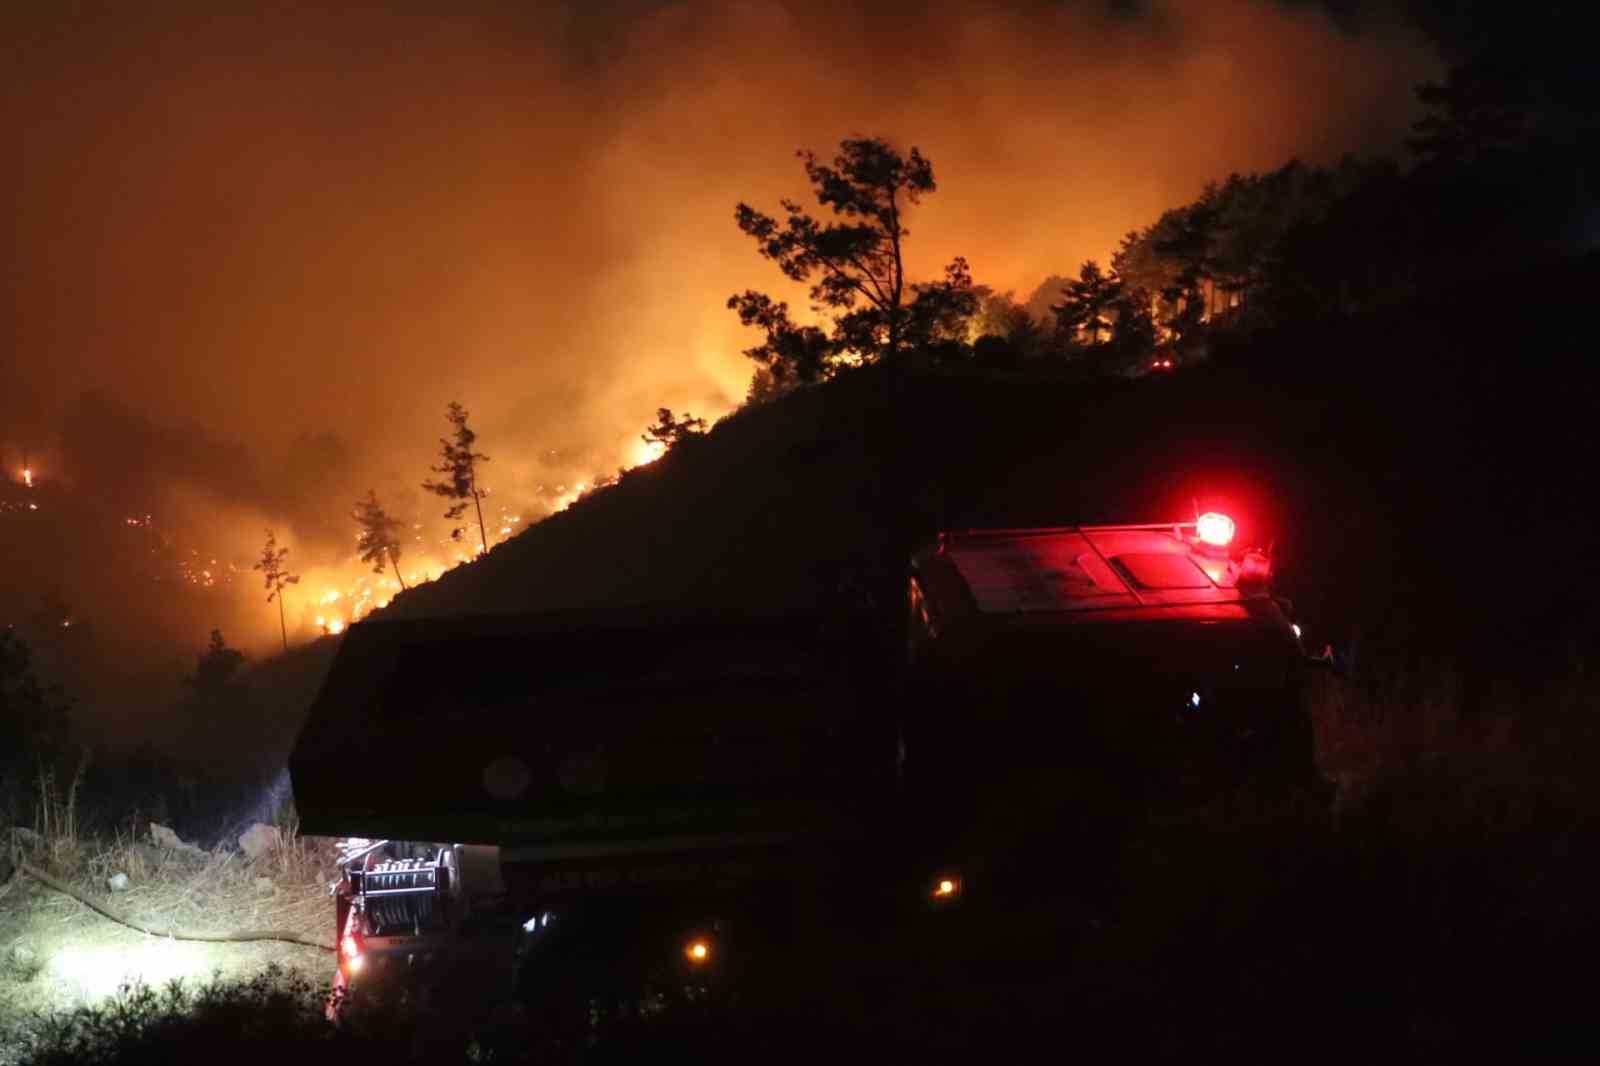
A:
<box><xmin>1</xmin><ymin>785</ymin><xmax>342</xmax><ymax>1063</ymax></box>
<box><xmin>1306</xmin><ymin>654</ymin><xmax>1598</xmax><ymax>834</ymax></box>
<box><xmin>18</xmin><ymin>769</ymin><xmax>337</xmax><ymax>937</ymax></box>
<box><xmin>27</xmin><ymin>759</ymin><xmax>88</xmax><ymax>878</ymax></box>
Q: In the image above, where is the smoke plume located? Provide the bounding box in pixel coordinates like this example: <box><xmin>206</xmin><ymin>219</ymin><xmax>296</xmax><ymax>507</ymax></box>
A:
<box><xmin>2</xmin><ymin>1</ymin><xmax>1438</xmax><ymax>704</ymax></box>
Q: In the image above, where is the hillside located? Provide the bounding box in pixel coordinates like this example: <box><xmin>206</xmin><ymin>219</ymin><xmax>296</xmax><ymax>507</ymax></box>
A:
<box><xmin>227</xmin><ymin>252</ymin><xmax>1600</xmax><ymax>802</ymax></box>
<box><xmin>11</xmin><ymin>260</ymin><xmax>1598</xmax><ymax>1066</ymax></box>
<box><xmin>375</xmin><ymin>255</ymin><xmax>1599</xmax><ymax>681</ymax></box>
<box><xmin>256</xmin><ymin>256</ymin><xmax>1600</xmax><ymax>1058</ymax></box>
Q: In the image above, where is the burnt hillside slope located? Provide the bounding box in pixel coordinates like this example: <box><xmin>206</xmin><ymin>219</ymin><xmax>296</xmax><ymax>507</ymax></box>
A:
<box><xmin>378</xmin><ymin>254</ymin><xmax>1598</xmax><ymax>679</ymax></box>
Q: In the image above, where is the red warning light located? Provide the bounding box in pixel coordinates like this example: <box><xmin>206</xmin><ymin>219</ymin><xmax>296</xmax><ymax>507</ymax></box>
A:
<box><xmin>1195</xmin><ymin>512</ymin><xmax>1235</xmax><ymax>548</ymax></box>
<box><xmin>340</xmin><ymin>933</ymin><xmax>364</xmax><ymax>974</ymax></box>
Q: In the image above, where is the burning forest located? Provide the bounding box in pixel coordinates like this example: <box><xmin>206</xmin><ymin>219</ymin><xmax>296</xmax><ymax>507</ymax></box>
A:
<box><xmin>3</xmin><ymin>1</ymin><xmax>1598</xmax><ymax>1062</ymax></box>
<box><xmin>2</xmin><ymin>0</ymin><xmax>1449</xmax><ymax>741</ymax></box>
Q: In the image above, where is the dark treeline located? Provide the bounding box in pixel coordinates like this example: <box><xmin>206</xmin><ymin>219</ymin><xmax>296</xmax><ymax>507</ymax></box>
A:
<box><xmin>2</xmin><ymin>620</ymin><xmax>335</xmax><ymax>845</ymax></box>
<box><xmin>736</xmin><ymin>46</ymin><xmax>1593</xmax><ymax>388</ymax></box>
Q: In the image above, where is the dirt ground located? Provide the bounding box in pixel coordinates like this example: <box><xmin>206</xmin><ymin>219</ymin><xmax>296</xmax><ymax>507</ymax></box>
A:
<box><xmin>0</xmin><ymin>833</ymin><xmax>338</xmax><ymax>1065</ymax></box>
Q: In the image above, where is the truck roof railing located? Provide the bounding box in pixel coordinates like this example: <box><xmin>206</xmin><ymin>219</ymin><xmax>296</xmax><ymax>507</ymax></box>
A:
<box><xmin>938</xmin><ymin>522</ymin><xmax>1194</xmax><ymax>547</ymax></box>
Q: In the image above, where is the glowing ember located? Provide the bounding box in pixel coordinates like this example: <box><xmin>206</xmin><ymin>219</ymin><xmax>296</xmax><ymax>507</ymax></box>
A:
<box><xmin>22</xmin><ymin>467</ymin><xmax>33</xmax><ymax>488</ymax></box>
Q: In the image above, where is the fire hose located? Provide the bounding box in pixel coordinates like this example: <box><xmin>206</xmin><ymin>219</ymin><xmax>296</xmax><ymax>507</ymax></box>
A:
<box><xmin>8</xmin><ymin>861</ymin><xmax>334</xmax><ymax>952</ymax></box>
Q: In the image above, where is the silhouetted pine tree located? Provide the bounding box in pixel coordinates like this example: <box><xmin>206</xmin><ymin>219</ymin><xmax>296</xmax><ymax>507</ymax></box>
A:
<box><xmin>354</xmin><ymin>490</ymin><xmax>408</xmax><ymax>591</ymax></box>
<box><xmin>423</xmin><ymin>402</ymin><xmax>490</xmax><ymax>554</ymax></box>
<box><xmin>252</xmin><ymin>530</ymin><xmax>298</xmax><ymax>653</ymax></box>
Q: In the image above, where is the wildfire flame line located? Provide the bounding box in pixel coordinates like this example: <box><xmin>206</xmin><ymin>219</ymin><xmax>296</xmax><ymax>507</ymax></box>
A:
<box><xmin>16</xmin><ymin>423</ymin><xmax>684</xmax><ymax>651</ymax></box>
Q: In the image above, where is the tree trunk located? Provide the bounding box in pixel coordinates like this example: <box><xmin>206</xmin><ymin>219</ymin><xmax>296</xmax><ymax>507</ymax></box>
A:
<box><xmin>277</xmin><ymin>592</ymin><xmax>288</xmax><ymax>653</ymax></box>
<box><xmin>390</xmin><ymin>549</ymin><xmax>408</xmax><ymax>591</ymax></box>
<box><xmin>470</xmin><ymin>468</ymin><xmax>489</xmax><ymax>554</ymax></box>
<box><xmin>886</xmin><ymin>187</ymin><xmax>903</xmax><ymax>362</ymax></box>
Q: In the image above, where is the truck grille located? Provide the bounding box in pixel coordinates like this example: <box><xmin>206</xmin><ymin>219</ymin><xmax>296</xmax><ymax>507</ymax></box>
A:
<box><xmin>356</xmin><ymin>865</ymin><xmax>442</xmax><ymax>936</ymax></box>
<box><xmin>360</xmin><ymin>868</ymin><xmax>438</xmax><ymax>894</ymax></box>
<box><xmin>366</xmin><ymin>891</ymin><xmax>436</xmax><ymax>935</ymax></box>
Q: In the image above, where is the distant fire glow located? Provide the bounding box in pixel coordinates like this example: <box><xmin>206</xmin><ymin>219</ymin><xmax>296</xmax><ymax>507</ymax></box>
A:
<box><xmin>634</xmin><ymin>439</ymin><xmax>667</xmax><ymax>467</ymax></box>
<box><xmin>6</xmin><ymin>420</ymin><xmax>708</xmax><ymax>656</ymax></box>
<box><xmin>550</xmin><ymin>481</ymin><xmax>588</xmax><ymax>513</ymax></box>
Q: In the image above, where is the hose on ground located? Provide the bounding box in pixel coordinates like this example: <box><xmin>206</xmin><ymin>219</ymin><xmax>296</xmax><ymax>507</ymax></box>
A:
<box><xmin>16</xmin><ymin>861</ymin><xmax>334</xmax><ymax>952</ymax></box>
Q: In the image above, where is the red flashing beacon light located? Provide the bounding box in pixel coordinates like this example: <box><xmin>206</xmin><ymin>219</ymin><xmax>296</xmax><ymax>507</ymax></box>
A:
<box><xmin>1195</xmin><ymin>512</ymin><xmax>1235</xmax><ymax>549</ymax></box>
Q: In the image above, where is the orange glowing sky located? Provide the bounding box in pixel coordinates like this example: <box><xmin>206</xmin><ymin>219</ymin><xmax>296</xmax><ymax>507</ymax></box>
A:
<box><xmin>2</xmin><ymin>1</ymin><xmax>1440</xmax><ymax>655</ymax></box>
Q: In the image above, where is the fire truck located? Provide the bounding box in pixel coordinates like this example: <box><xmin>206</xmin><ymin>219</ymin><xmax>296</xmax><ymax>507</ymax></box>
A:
<box><xmin>290</xmin><ymin>512</ymin><xmax>1325</xmax><ymax>1030</ymax></box>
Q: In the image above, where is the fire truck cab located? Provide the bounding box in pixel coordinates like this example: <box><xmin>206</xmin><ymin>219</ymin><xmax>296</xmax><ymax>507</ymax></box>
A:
<box><xmin>294</xmin><ymin>512</ymin><xmax>1324</xmax><ymax>1030</ymax></box>
<box><xmin>904</xmin><ymin>515</ymin><xmax>1318</xmax><ymax>843</ymax></box>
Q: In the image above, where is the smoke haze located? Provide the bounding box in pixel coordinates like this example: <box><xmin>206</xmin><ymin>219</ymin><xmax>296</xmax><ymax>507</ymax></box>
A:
<box><xmin>3</xmin><ymin>1</ymin><xmax>1439</xmax><ymax>700</ymax></box>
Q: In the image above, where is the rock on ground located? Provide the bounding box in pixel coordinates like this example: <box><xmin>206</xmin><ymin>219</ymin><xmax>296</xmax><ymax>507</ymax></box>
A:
<box><xmin>238</xmin><ymin>823</ymin><xmax>282</xmax><ymax>861</ymax></box>
<box><xmin>149</xmin><ymin>823</ymin><xmax>206</xmax><ymax>856</ymax></box>
<box><xmin>149</xmin><ymin>823</ymin><xmax>183</xmax><ymax>849</ymax></box>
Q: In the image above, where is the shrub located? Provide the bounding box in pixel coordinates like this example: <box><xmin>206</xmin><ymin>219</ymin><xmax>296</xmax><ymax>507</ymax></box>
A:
<box><xmin>4</xmin><ymin>944</ymin><xmax>44</xmax><ymax>985</ymax></box>
<box><xmin>16</xmin><ymin>966</ymin><xmax>550</xmax><ymax>1066</ymax></box>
